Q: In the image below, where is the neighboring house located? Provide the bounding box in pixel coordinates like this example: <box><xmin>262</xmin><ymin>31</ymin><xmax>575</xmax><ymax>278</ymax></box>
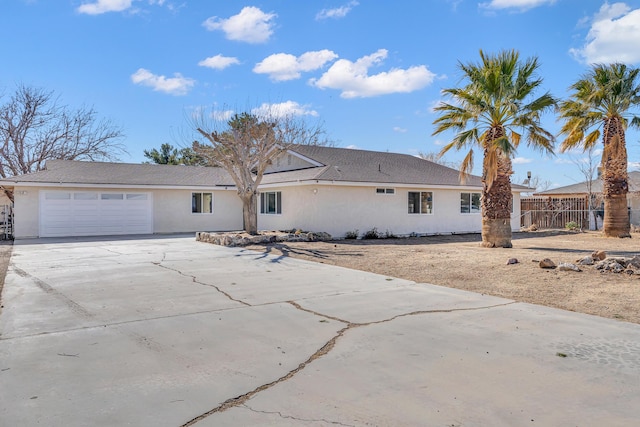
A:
<box><xmin>533</xmin><ymin>171</ymin><xmax>640</xmax><ymax>229</ymax></box>
<box><xmin>0</xmin><ymin>145</ymin><xmax>526</xmax><ymax>239</ymax></box>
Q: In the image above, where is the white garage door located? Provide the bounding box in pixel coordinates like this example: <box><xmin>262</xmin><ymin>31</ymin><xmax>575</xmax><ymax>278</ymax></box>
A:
<box><xmin>40</xmin><ymin>191</ymin><xmax>153</xmax><ymax>237</ymax></box>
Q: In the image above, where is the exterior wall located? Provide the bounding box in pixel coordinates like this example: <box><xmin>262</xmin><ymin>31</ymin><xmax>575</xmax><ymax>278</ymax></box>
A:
<box><xmin>153</xmin><ymin>189</ymin><xmax>243</xmax><ymax>233</ymax></box>
<box><xmin>258</xmin><ymin>184</ymin><xmax>522</xmax><ymax>238</ymax></box>
<box><xmin>13</xmin><ymin>186</ymin><xmax>40</xmax><ymax>238</ymax></box>
<box><xmin>629</xmin><ymin>193</ymin><xmax>640</xmax><ymax>226</ymax></box>
<box><xmin>264</xmin><ymin>152</ymin><xmax>315</xmax><ymax>173</ymax></box>
<box><xmin>12</xmin><ymin>186</ymin><xmax>243</xmax><ymax>238</ymax></box>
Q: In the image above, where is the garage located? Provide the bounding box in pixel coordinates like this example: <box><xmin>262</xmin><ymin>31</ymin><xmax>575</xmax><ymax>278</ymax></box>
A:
<box><xmin>40</xmin><ymin>191</ymin><xmax>153</xmax><ymax>237</ymax></box>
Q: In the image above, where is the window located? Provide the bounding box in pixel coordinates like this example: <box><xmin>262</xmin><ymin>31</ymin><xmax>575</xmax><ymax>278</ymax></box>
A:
<box><xmin>101</xmin><ymin>193</ymin><xmax>123</xmax><ymax>200</ymax></box>
<box><xmin>192</xmin><ymin>192</ymin><xmax>213</xmax><ymax>214</ymax></box>
<box><xmin>74</xmin><ymin>192</ymin><xmax>98</xmax><ymax>200</ymax></box>
<box><xmin>376</xmin><ymin>188</ymin><xmax>395</xmax><ymax>195</ymax></box>
<box><xmin>260</xmin><ymin>191</ymin><xmax>281</xmax><ymax>214</ymax></box>
<box><xmin>408</xmin><ymin>191</ymin><xmax>433</xmax><ymax>214</ymax></box>
<box><xmin>45</xmin><ymin>192</ymin><xmax>71</xmax><ymax>200</ymax></box>
<box><xmin>461</xmin><ymin>192</ymin><xmax>481</xmax><ymax>214</ymax></box>
<box><xmin>127</xmin><ymin>193</ymin><xmax>147</xmax><ymax>200</ymax></box>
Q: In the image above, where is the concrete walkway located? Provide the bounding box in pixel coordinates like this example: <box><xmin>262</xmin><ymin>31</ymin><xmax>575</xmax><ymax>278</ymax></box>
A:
<box><xmin>1</xmin><ymin>235</ymin><xmax>639</xmax><ymax>426</ymax></box>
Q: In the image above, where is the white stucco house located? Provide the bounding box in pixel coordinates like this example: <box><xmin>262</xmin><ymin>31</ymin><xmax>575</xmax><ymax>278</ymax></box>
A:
<box><xmin>0</xmin><ymin>145</ymin><xmax>526</xmax><ymax>239</ymax></box>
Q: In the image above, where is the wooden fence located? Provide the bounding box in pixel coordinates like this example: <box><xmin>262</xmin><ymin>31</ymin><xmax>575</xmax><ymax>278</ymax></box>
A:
<box><xmin>520</xmin><ymin>196</ymin><xmax>590</xmax><ymax>230</ymax></box>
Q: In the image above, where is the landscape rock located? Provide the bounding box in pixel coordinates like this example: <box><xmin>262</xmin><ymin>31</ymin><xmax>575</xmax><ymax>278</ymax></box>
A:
<box><xmin>595</xmin><ymin>259</ymin><xmax>625</xmax><ymax>273</ymax></box>
<box><xmin>558</xmin><ymin>262</ymin><xmax>581</xmax><ymax>272</ymax></box>
<box><xmin>539</xmin><ymin>258</ymin><xmax>556</xmax><ymax>269</ymax></box>
<box><xmin>591</xmin><ymin>250</ymin><xmax>607</xmax><ymax>261</ymax></box>
<box><xmin>196</xmin><ymin>230</ymin><xmax>332</xmax><ymax>247</ymax></box>
<box><xmin>577</xmin><ymin>256</ymin><xmax>594</xmax><ymax>265</ymax></box>
<box><xmin>626</xmin><ymin>255</ymin><xmax>640</xmax><ymax>269</ymax></box>
<box><xmin>506</xmin><ymin>258</ymin><xmax>519</xmax><ymax>265</ymax></box>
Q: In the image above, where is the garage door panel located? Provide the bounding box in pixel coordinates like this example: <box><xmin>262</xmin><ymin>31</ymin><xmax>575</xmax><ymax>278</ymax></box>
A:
<box><xmin>40</xmin><ymin>191</ymin><xmax>153</xmax><ymax>237</ymax></box>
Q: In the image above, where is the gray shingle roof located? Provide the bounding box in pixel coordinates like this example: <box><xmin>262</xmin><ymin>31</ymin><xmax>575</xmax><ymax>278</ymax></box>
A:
<box><xmin>264</xmin><ymin>145</ymin><xmax>488</xmax><ymax>188</ymax></box>
<box><xmin>0</xmin><ymin>146</ymin><xmax>528</xmax><ymax>191</ymax></box>
<box><xmin>1</xmin><ymin>159</ymin><xmax>235</xmax><ymax>187</ymax></box>
<box><xmin>536</xmin><ymin>171</ymin><xmax>640</xmax><ymax>195</ymax></box>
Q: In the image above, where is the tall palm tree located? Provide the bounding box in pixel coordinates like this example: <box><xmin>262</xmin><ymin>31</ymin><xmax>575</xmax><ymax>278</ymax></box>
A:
<box><xmin>558</xmin><ymin>63</ymin><xmax>640</xmax><ymax>238</ymax></box>
<box><xmin>433</xmin><ymin>49</ymin><xmax>556</xmax><ymax>248</ymax></box>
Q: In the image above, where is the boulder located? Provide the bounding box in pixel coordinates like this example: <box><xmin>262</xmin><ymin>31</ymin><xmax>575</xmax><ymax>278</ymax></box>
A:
<box><xmin>577</xmin><ymin>256</ymin><xmax>594</xmax><ymax>266</ymax></box>
<box><xmin>595</xmin><ymin>259</ymin><xmax>625</xmax><ymax>273</ymax></box>
<box><xmin>539</xmin><ymin>258</ymin><xmax>556</xmax><ymax>269</ymax></box>
<box><xmin>626</xmin><ymin>255</ymin><xmax>640</xmax><ymax>269</ymax></box>
<box><xmin>506</xmin><ymin>258</ymin><xmax>519</xmax><ymax>265</ymax></box>
<box><xmin>558</xmin><ymin>262</ymin><xmax>581</xmax><ymax>272</ymax></box>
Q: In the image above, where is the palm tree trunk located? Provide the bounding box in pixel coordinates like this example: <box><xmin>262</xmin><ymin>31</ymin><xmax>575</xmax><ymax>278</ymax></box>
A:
<box><xmin>481</xmin><ymin>135</ymin><xmax>513</xmax><ymax>248</ymax></box>
<box><xmin>603</xmin><ymin>194</ymin><xmax>630</xmax><ymax>238</ymax></box>
<box><xmin>601</xmin><ymin>118</ymin><xmax>630</xmax><ymax>238</ymax></box>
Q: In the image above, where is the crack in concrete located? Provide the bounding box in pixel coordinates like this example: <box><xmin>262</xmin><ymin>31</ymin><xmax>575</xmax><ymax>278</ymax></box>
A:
<box><xmin>181</xmin><ymin>299</ymin><xmax>517</xmax><ymax>425</ymax></box>
<box><xmin>288</xmin><ymin>300</ymin><xmax>517</xmax><ymax>327</ymax></box>
<box><xmin>0</xmin><ymin>305</ymin><xmax>248</xmax><ymax>341</ymax></box>
<box><xmin>179</xmin><ymin>324</ymin><xmax>354</xmax><ymax>427</ymax></box>
<box><xmin>11</xmin><ymin>266</ymin><xmax>94</xmax><ymax>319</ymax></box>
<box><xmin>240</xmin><ymin>404</ymin><xmax>357</xmax><ymax>426</ymax></box>
<box><xmin>152</xmin><ymin>262</ymin><xmax>250</xmax><ymax>307</ymax></box>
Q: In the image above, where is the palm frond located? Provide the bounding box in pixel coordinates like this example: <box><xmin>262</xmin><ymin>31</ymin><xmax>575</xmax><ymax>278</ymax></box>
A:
<box><xmin>458</xmin><ymin>149</ymin><xmax>474</xmax><ymax>184</ymax></box>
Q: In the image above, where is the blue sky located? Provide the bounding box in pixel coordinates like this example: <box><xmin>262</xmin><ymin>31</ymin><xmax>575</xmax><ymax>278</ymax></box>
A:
<box><xmin>2</xmin><ymin>0</ymin><xmax>640</xmax><ymax>189</ymax></box>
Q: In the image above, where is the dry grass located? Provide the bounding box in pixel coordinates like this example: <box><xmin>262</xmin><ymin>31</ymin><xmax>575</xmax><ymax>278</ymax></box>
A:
<box><xmin>245</xmin><ymin>230</ymin><xmax>640</xmax><ymax>324</ymax></box>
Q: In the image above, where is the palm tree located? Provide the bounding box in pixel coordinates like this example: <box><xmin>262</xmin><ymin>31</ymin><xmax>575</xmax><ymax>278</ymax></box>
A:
<box><xmin>558</xmin><ymin>63</ymin><xmax>640</xmax><ymax>238</ymax></box>
<box><xmin>433</xmin><ymin>49</ymin><xmax>556</xmax><ymax>248</ymax></box>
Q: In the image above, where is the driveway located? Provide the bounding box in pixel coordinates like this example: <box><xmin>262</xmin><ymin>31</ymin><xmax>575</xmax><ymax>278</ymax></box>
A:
<box><xmin>1</xmin><ymin>235</ymin><xmax>639</xmax><ymax>426</ymax></box>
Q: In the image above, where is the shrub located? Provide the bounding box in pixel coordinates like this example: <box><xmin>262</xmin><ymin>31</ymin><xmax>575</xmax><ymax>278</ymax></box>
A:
<box><xmin>383</xmin><ymin>229</ymin><xmax>397</xmax><ymax>239</ymax></box>
<box><xmin>344</xmin><ymin>229</ymin><xmax>359</xmax><ymax>239</ymax></box>
<box><xmin>565</xmin><ymin>221</ymin><xmax>579</xmax><ymax>231</ymax></box>
<box><xmin>362</xmin><ymin>227</ymin><xmax>380</xmax><ymax>239</ymax></box>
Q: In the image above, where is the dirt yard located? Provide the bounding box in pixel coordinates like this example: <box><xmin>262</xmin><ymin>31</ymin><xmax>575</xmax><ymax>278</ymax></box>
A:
<box><xmin>245</xmin><ymin>231</ymin><xmax>640</xmax><ymax>324</ymax></box>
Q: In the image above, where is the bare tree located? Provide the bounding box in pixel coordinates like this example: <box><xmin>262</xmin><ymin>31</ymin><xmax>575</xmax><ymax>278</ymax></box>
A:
<box><xmin>416</xmin><ymin>151</ymin><xmax>461</xmax><ymax>169</ymax></box>
<box><xmin>571</xmin><ymin>146</ymin><xmax>603</xmax><ymax>230</ymax></box>
<box><xmin>518</xmin><ymin>173</ymin><xmax>551</xmax><ymax>196</ymax></box>
<box><xmin>0</xmin><ymin>85</ymin><xmax>126</xmax><ymax>181</ymax></box>
<box><xmin>193</xmin><ymin>110</ymin><xmax>332</xmax><ymax>235</ymax></box>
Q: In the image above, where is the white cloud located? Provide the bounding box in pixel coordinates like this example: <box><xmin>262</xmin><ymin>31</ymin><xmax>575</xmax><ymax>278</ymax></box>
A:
<box><xmin>393</xmin><ymin>126</ymin><xmax>407</xmax><ymax>133</ymax></box>
<box><xmin>628</xmin><ymin>161</ymin><xmax>640</xmax><ymax>170</ymax></box>
<box><xmin>76</xmin><ymin>0</ymin><xmax>170</xmax><ymax>14</ymax></box>
<box><xmin>480</xmin><ymin>0</ymin><xmax>556</xmax><ymax>12</ymax></box>
<box><xmin>198</xmin><ymin>54</ymin><xmax>240</xmax><ymax>70</ymax></box>
<box><xmin>433</xmin><ymin>139</ymin><xmax>446</xmax><ymax>146</ymax></box>
<box><xmin>554</xmin><ymin>158</ymin><xmax>574</xmax><ymax>164</ymax></box>
<box><xmin>309</xmin><ymin>49</ymin><xmax>436</xmax><ymax>98</ymax></box>
<box><xmin>251</xmin><ymin>101</ymin><xmax>318</xmax><ymax>119</ymax></box>
<box><xmin>513</xmin><ymin>157</ymin><xmax>533</xmax><ymax>164</ymax></box>
<box><xmin>210</xmin><ymin>109</ymin><xmax>235</xmax><ymax>122</ymax></box>
<box><xmin>77</xmin><ymin>0</ymin><xmax>132</xmax><ymax>14</ymax></box>
<box><xmin>203</xmin><ymin>6</ymin><xmax>276</xmax><ymax>44</ymax></box>
<box><xmin>131</xmin><ymin>68</ymin><xmax>195</xmax><ymax>95</ymax></box>
<box><xmin>570</xmin><ymin>2</ymin><xmax>640</xmax><ymax>64</ymax></box>
<box><xmin>316</xmin><ymin>1</ymin><xmax>359</xmax><ymax>20</ymax></box>
<box><xmin>345</xmin><ymin>144</ymin><xmax>360</xmax><ymax>149</ymax></box>
<box><xmin>253</xmin><ymin>50</ymin><xmax>338</xmax><ymax>81</ymax></box>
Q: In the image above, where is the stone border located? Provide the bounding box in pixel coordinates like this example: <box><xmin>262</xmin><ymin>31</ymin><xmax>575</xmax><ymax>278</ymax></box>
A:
<box><xmin>196</xmin><ymin>230</ymin><xmax>332</xmax><ymax>247</ymax></box>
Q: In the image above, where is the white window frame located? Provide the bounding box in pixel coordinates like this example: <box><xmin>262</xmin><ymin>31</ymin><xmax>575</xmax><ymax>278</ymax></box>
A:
<box><xmin>192</xmin><ymin>192</ymin><xmax>213</xmax><ymax>214</ymax></box>
<box><xmin>460</xmin><ymin>192</ymin><xmax>481</xmax><ymax>214</ymax></box>
<box><xmin>376</xmin><ymin>188</ymin><xmax>395</xmax><ymax>195</ymax></box>
<box><xmin>260</xmin><ymin>191</ymin><xmax>282</xmax><ymax>215</ymax></box>
<box><xmin>408</xmin><ymin>191</ymin><xmax>433</xmax><ymax>215</ymax></box>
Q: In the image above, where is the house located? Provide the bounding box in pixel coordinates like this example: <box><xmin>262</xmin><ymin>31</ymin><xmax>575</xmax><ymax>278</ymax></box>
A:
<box><xmin>0</xmin><ymin>145</ymin><xmax>526</xmax><ymax>239</ymax></box>
<box><xmin>532</xmin><ymin>171</ymin><xmax>640</xmax><ymax>229</ymax></box>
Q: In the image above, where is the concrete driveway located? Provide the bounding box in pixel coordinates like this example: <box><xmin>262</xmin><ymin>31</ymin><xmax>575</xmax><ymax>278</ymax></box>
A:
<box><xmin>1</xmin><ymin>235</ymin><xmax>639</xmax><ymax>426</ymax></box>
